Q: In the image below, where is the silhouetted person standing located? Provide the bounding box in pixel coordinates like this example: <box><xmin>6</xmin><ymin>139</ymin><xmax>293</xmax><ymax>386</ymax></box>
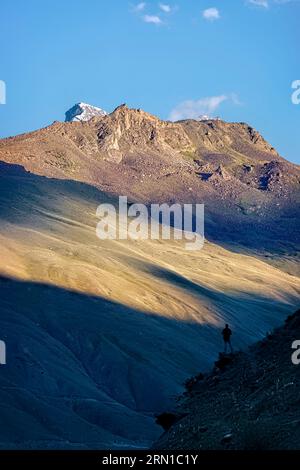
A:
<box><xmin>222</xmin><ymin>324</ymin><xmax>233</xmax><ymax>354</ymax></box>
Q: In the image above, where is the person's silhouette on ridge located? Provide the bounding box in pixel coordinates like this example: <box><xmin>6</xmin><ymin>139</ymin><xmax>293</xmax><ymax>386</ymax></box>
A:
<box><xmin>222</xmin><ymin>324</ymin><xmax>233</xmax><ymax>354</ymax></box>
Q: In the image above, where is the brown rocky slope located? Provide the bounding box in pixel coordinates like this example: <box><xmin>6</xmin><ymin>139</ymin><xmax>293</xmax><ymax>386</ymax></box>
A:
<box><xmin>0</xmin><ymin>105</ymin><xmax>299</xmax><ymax>273</ymax></box>
<box><xmin>154</xmin><ymin>309</ymin><xmax>300</xmax><ymax>450</ymax></box>
<box><xmin>0</xmin><ymin>106</ymin><xmax>299</xmax><ymax>449</ymax></box>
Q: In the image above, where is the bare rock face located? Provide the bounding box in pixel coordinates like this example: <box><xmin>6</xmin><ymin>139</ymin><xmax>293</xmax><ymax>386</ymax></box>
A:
<box><xmin>65</xmin><ymin>102</ymin><xmax>107</xmax><ymax>122</ymax></box>
<box><xmin>211</xmin><ymin>164</ymin><xmax>231</xmax><ymax>181</ymax></box>
<box><xmin>94</xmin><ymin>104</ymin><xmax>194</xmax><ymax>163</ymax></box>
<box><xmin>259</xmin><ymin>161</ymin><xmax>290</xmax><ymax>193</ymax></box>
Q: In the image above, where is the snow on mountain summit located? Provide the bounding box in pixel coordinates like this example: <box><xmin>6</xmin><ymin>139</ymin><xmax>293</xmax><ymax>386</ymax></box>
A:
<box><xmin>65</xmin><ymin>102</ymin><xmax>107</xmax><ymax>122</ymax></box>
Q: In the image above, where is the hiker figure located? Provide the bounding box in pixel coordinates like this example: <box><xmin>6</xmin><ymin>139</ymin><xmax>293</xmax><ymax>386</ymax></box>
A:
<box><xmin>222</xmin><ymin>324</ymin><xmax>233</xmax><ymax>354</ymax></box>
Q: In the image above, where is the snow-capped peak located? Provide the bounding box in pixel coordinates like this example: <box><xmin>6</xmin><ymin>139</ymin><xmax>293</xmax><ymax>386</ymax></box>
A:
<box><xmin>65</xmin><ymin>102</ymin><xmax>107</xmax><ymax>122</ymax></box>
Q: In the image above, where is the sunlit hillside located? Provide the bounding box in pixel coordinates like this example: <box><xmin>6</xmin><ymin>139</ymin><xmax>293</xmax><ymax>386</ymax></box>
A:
<box><xmin>0</xmin><ymin>162</ymin><xmax>299</xmax><ymax>448</ymax></box>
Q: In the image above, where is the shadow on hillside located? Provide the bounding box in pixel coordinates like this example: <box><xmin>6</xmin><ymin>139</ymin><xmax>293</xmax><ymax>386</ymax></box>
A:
<box><xmin>0</xmin><ymin>159</ymin><xmax>298</xmax><ymax>353</ymax></box>
<box><xmin>1</xmin><ymin>159</ymin><xmax>299</xmax><ymax>258</ymax></box>
<box><xmin>0</xmin><ymin>271</ymin><xmax>297</xmax><ymax>401</ymax></box>
<box><xmin>0</xmin><ymin>273</ymin><xmax>223</xmax><ymax>447</ymax></box>
<box><xmin>0</xmin><ymin>272</ymin><xmax>298</xmax><ymax>449</ymax></box>
<box><xmin>127</xmin><ymin>258</ymin><xmax>300</xmax><ymax>304</ymax></box>
<box><xmin>0</xmin><ymin>160</ymin><xmax>123</xmax><ymax>222</ymax></box>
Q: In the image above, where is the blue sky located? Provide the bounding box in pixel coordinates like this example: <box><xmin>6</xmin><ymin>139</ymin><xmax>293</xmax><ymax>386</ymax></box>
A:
<box><xmin>0</xmin><ymin>0</ymin><xmax>299</xmax><ymax>163</ymax></box>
